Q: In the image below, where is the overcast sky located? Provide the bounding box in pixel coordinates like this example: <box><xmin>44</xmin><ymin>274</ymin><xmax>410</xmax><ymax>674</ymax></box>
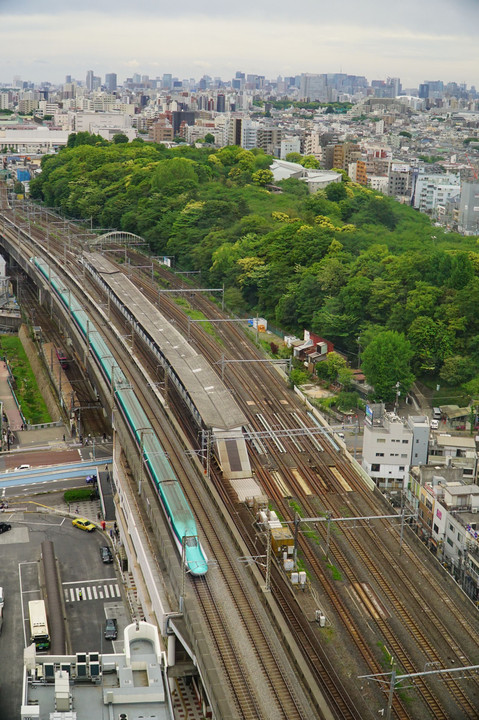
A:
<box><xmin>1</xmin><ymin>0</ymin><xmax>478</xmax><ymax>88</ymax></box>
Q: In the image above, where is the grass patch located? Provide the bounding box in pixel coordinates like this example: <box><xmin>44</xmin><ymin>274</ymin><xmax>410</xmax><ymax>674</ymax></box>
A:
<box><xmin>326</xmin><ymin>563</ymin><xmax>342</xmax><ymax>581</ymax></box>
<box><xmin>419</xmin><ymin>376</ymin><xmax>470</xmax><ymax>407</ymax></box>
<box><xmin>321</xmin><ymin>626</ymin><xmax>335</xmax><ymax>642</ymax></box>
<box><xmin>173</xmin><ymin>297</ymin><xmax>223</xmax><ymax>344</ymax></box>
<box><xmin>289</xmin><ymin>499</ymin><xmax>305</xmax><ymax>517</ymax></box>
<box><xmin>289</xmin><ymin>501</ymin><xmax>322</xmax><ymax>543</ymax></box>
<box><xmin>0</xmin><ymin>335</ymin><xmax>51</xmax><ymax>424</ymax></box>
<box><xmin>64</xmin><ymin>487</ymin><xmax>93</xmax><ymax>503</ymax></box>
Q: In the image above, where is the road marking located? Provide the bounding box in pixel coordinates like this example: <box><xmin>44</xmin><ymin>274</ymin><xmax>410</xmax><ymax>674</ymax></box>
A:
<box><xmin>64</xmin><ymin>583</ymin><xmax>121</xmax><ymax>602</ymax></box>
<box><xmin>63</xmin><ymin>577</ymin><xmax>117</xmax><ymax>585</ymax></box>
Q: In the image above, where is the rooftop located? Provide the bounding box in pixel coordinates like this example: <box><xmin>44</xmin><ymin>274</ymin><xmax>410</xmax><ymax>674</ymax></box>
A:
<box><xmin>24</xmin><ymin>622</ymin><xmax>172</xmax><ymax>720</ymax></box>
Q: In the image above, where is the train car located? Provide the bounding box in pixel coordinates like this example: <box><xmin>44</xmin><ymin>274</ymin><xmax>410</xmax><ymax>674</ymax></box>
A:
<box><xmin>55</xmin><ymin>347</ymin><xmax>68</xmax><ymax>370</ymax></box>
<box><xmin>116</xmin><ymin>383</ymin><xmax>208</xmax><ymax>575</ymax></box>
<box><xmin>32</xmin><ymin>257</ymin><xmax>208</xmax><ymax>576</ymax></box>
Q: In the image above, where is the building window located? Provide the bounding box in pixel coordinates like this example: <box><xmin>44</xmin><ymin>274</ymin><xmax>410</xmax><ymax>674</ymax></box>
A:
<box><xmin>447</xmin><ymin>537</ymin><xmax>453</xmax><ymax>547</ymax></box>
<box><xmin>377</xmin><ymin>438</ymin><xmax>386</xmax><ymax>444</ymax></box>
<box><xmin>401</xmin><ymin>454</ymin><xmax>408</xmax><ymax>458</ymax></box>
<box><xmin>449</xmin><ymin>523</ymin><xmax>454</xmax><ymax>532</ymax></box>
<box><xmin>457</xmin><ymin>533</ymin><xmax>463</xmax><ymax>542</ymax></box>
<box><xmin>399</xmin><ymin>466</ymin><xmax>405</xmax><ymax>471</ymax></box>
<box><xmin>371</xmin><ymin>464</ymin><xmax>380</xmax><ymax>471</ymax></box>
<box><xmin>433</xmin><ymin>523</ymin><xmax>439</xmax><ymax>533</ymax></box>
<box><xmin>375</xmin><ymin>453</ymin><xmax>384</xmax><ymax>457</ymax></box>
<box><xmin>402</xmin><ymin>439</ymin><xmax>409</xmax><ymax>444</ymax></box>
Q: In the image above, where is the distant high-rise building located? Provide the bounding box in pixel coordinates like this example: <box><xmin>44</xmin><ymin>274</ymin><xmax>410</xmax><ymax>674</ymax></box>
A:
<box><xmin>300</xmin><ymin>73</ymin><xmax>327</xmax><ymax>101</ymax></box>
<box><xmin>216</xmin><ymin>94</ymin><xmax>225</xmax><ymax>113</ymax></box>
<box><xmin>65</xmin><ymin>75</ymin><xmax>72</xmax><ymax>84</ymax></box>
<box><xmin>418</xmin><ymin>84</ymin><xmax>429</xmax><ymax>99</ymax></box>
<box><xmin>162</xmin><ymin>74</ymin><xmax>172</xmax><ymax>89</ymax></box>
<box><xmin>86</xmin><ymin>70</ymin><xmax>94</xmax><ymax>91</ymax></box>
<box><xmin>105</xmin><ymin>73</ymin><xmax>117</xmax><ymax>92</ymax></box>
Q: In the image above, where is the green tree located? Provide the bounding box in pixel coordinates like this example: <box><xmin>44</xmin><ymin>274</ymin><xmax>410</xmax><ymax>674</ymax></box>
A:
<box><xmin>325</xmin><ymin>182</ymin><xmax>347</xmax><ymax>201</ymax></box>
<box><xmin>321</xmin><ymin>352</ymin><xmax>348</xmax><ymax>382</ymax></box>
<box><xmin>204</xmin><ymin>133</ymin><xmax>215</xmax><ymax>144</ymax></box>
<box><xmin>285</xmin><ymin>152</ymin><xmax>303</xmax><ymax>164</ymax></box>
<box><xmin>301</xmin><ymin>155</ymin><xmax>320</xmax><ymax>169</ymax></box>
<box><xmin>361</xmin><ymin>330</ymin><xmax>415</xmax><ymax>402</ymax></box>
<box><xmin>439</xmin><ymin>355</ymin><xmax>476</xmax><ymax>386</ymax></box>
<box><xmin>113</xmin><ymin>133</ymin><xmax>129</xmax><ymax>144</ymax></box>
<box><xmin>252</xmin><ymin>169</ymin><xmax>273</xmax><ymax>186</ymax></box>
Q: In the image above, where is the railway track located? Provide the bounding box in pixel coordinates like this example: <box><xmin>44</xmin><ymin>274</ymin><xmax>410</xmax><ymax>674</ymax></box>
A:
<box><xmin>2</xmin><ymin>198</ymin><xmax>479</xmax><ymax>719</ymax></box>
<box><xmin>110</xmin><ymin>250</ymin><xmax>479</xmax><ymax>719</ymax></box>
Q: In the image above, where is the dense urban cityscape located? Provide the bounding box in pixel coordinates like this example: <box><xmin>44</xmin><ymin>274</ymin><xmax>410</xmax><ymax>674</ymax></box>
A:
<box><xmin>2</xmin><ymin>69</ymin><xmax>479</xmax><ymax>233</ymax></box>
<box><xmin>1</xmin><ymin>58</ymin><xmax>479</xmax><ymax>720</ymax></box>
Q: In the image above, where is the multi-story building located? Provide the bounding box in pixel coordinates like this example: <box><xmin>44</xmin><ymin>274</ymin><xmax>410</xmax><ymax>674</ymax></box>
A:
<box><xmin>388</xmin><ymin>164</ymin><xmax>412</xmax><ymax>198</ymax></box>
<box><xmin>300</xmin><ymin>74</ymin><xmax>327</xmax><ymax>102</ymax></box>
<box><xmin>86</xmin><ymin>70</ymin><xmax>94</xmax><ymax>92</ymax></box>
<box><xmin>458</xmin><ymin>182</ymin><xmax>479</xmax><ymax>234</ymax></box>
<box><xmin>412</xmin><ymin>172</ymin><xmax>461</xmax><ymax>213</ymax></box>
<box><xmin>150</xmin><ymin>118</ymin><xmax>174</xmax><ymax>143</ymax></box>
<box><xmin>280</xmin><ymin>137</ymin><xmax>301</xmax><ymax>159</ymax></box>
<box><xmin>105</xmin><ymin>73</ymin><xmax>118</xmax><ymax>92</ymax></box>
<box><xmin>407</xmin><ymin>468</ymin><xmax>479</xmax><ymax>601</ymax></box>
<box><xmin>362</xmin><ymin>404</ymin><xmax>429</xmax><ymax>489</ymax></box>
<box><xmin>323</xmin><ymin>142</ymin><xmax>361</xmax><ymax>171</ymax></box>
<box><xmin>256</xmin><ymin>126</ymin><xmax>281</xmax><ymax>155</ymax></box>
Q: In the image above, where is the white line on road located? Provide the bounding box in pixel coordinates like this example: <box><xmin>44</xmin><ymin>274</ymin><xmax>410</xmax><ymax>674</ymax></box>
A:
<box><xmin>62</xmin><ymin>577</ymin><xmax>117</xmax><ymax>585</ymax></box>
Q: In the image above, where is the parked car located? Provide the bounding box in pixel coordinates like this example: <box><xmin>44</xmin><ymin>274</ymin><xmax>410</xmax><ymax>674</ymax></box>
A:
<box><xmin>85</xmin><ymin>475</ymin><xmax>97</xmax><ymax>484</ymax></box>
<box><xmin>14</xmin><ymin>464</ymin><xmax>30</xmax><ymax>472</ymax></box>
<box><xmin>72</xmin><ymin>518</ymin><xmax>95</xmax><ymax>532</ymax></box>
<box><xmin>0</xmin><ymin>522</ymin><xmax>11</xmax><ymax>534</ymax></box>
<box><xmin>104</xmin><ymin>618</ymin><xmax>118</xmax><ymax>640</ymax></box>
<box><xmin>100</xmin><ymin>546</ymin><xmax>113</xmax><ymax>563</ymax></box>
<box><xmin>430</xmin><ymin>419</ymin><xmax>439</xmax><ymax>430</ymax></box>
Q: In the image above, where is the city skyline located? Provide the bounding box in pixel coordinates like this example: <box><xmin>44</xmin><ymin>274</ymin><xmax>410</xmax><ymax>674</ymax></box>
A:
<box><xmin>1</xmin><ymin>0</ymin><xmax>478</xmax><ymax>88</ymax></box>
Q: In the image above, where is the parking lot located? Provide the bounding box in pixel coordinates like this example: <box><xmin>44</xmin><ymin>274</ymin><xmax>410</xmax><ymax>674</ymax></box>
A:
<box><xmin>0</xmin><ymin>508</ymin><xmax>129</xmax><ymax>717</ymax></box>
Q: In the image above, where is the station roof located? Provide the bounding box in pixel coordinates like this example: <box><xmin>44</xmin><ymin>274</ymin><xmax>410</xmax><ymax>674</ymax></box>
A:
<box><xmin>86</xmin><ymin>252</ymin><xmax>246</xmax><ymax>431</ymax></box>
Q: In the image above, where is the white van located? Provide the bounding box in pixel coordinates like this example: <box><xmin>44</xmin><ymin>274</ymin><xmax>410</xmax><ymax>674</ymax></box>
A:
<box><xmin>433</xmin><ymin>407</ymin><xmax>441</xmax><ymax>420</ymax></box>
<box><xmin>430</xmin><ymin>419</ymin><xmax>439</xmax><ymax>430</ymax></box>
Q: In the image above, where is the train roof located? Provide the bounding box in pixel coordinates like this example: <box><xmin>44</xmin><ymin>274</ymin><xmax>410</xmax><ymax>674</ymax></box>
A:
<box><xmin>85</xmin><ymin>252</ymin><xmax>247</xmax><ymax>432</ymax></box>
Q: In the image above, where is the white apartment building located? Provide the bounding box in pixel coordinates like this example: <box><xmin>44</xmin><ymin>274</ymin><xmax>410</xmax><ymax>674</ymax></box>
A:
<box><xmin>362</xmin><ymin>405</ymin><xmax>429</xmax><ymax>489</ymax></box>
<box><xmin>280</xmin><ymin>137</ymin><xmax>301</xmax><ymax>159</ymax></box>
<box><xmin>412</xmin><ymin>172</ymin><xmax>461</xmax><ymax>213</ymax></box>
<box><xmin>74</xmin><ymin>112</ymin><xmax>132</xmax><ymax>133</ymax></box>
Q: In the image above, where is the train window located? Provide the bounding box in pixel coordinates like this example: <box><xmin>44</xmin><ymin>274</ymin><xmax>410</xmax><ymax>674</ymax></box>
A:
<box><xmin>185</xmin><ymin>537</ymin><xmax>198</xmax><ymax>547</ymax></box>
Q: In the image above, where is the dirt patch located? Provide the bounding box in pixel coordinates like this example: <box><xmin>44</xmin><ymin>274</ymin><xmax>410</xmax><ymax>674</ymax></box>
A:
<box><xmin>300</xmin><ymin>383</ymin><xmax>334</xmax><ymax>399</ymax></box>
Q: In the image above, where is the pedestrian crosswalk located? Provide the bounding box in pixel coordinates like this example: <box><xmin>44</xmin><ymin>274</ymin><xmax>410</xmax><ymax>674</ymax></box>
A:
<box><xmin>63</xmin><ymin>583</ymin><xmax>121</xmax><ymax>603</ymax></box>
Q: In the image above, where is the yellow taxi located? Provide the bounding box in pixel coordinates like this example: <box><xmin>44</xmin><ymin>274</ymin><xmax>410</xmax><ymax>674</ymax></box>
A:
<box><xmin>72</xmin><ymin>517</ymin><xmax>96</xmax><ymax>532</ymax></box>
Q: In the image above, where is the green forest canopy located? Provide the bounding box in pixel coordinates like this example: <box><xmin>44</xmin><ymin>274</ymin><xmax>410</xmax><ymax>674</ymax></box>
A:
<box><xmin>29</xmin><ymin>136</ymin><xmax>479</xmax><ymax>393</ymax></box>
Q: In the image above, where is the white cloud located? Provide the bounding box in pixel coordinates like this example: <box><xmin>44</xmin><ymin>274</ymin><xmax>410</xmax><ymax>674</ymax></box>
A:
<box><xmin>1</xmin><ymin>6</ymin><xmax>478</xmax><ymax>87</ymax></box>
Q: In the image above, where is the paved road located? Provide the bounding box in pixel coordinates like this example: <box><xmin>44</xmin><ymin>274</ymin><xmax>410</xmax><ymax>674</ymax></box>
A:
<box><xmin>0</xmin><ymin>508</ymin><xmax>126</xmax><ymax>718</ymax></box>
